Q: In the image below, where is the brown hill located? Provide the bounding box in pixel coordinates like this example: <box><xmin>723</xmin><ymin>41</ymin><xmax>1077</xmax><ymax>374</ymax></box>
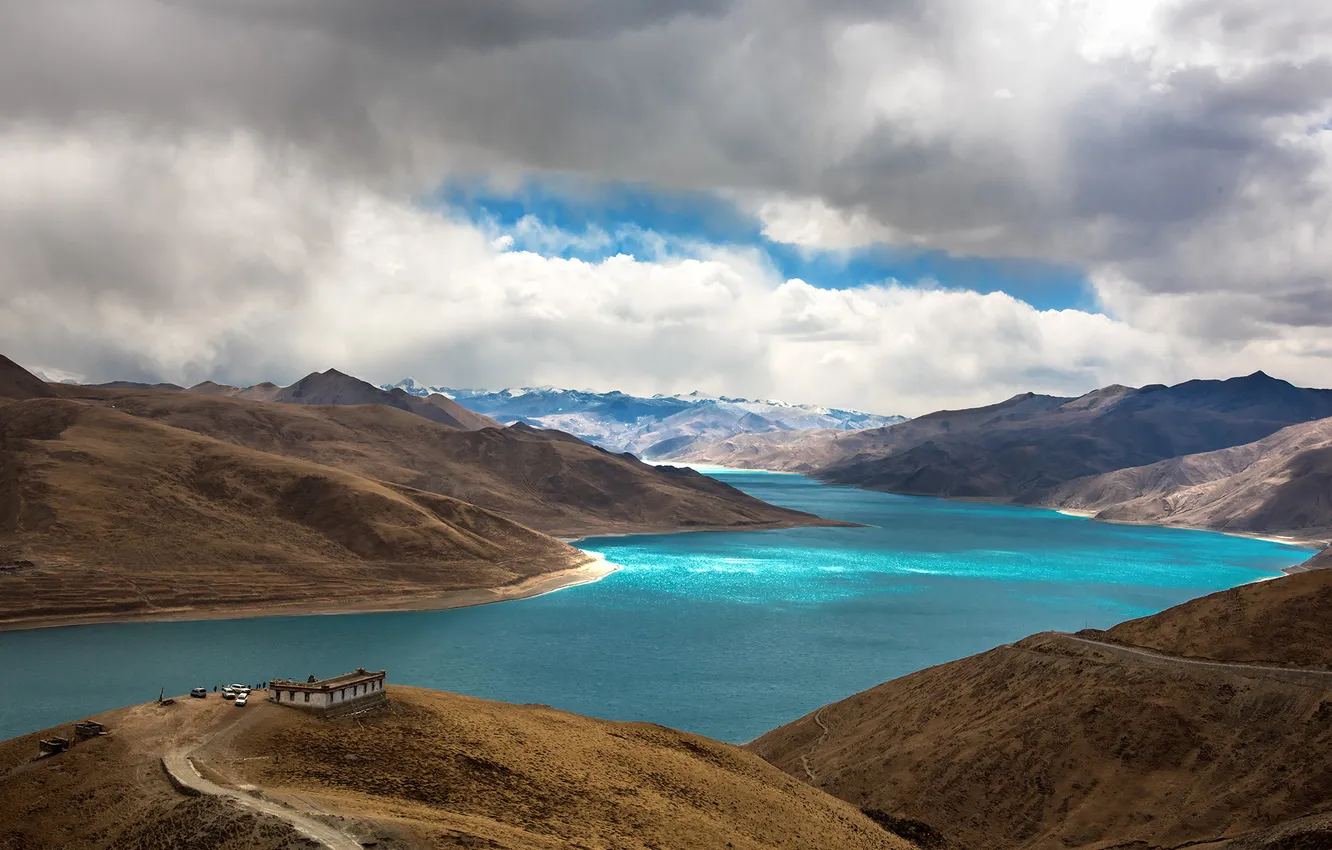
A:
<box><xmin>0</xmin><ymin>354</ymin><xmax>56</xmax><ymax>401</ymax></box>
<box><xmin>749</xmin><ymin>572</ymin><xmax>1332</xmax><ymax>850</ymax></box>
<box><xmin>1045</xmin><ymin>417</ymin><xmax>1332</xmax><ymax>539</ymax></box>
<box><xmin>1106</xmin><ymin>567</ymin><xmax>1332</xmax><ymax>667</ymax></box>
<box><xmin>0</xmin><ymin>686</ymin><xmax>916</xmax><ymax>850</ymax></box>
<box><xmin>90</xmin><ymin>380</ymin><xmax>187</xmax><ymax>391</ymax></box>
<box><xmin>50</xmin><ymin>385</ymin><xmax>831</xmax><ymax>537</ymax></box>
<box><xmin>0</xmin><ymin>396</ymin><xmax>592</xmax><ymax>629</ymax></box>
<box><xmin>818</xmin><ymin>372</ymin><xmax>1332</xmax><ymax>501</ymax></box>
<box><xmin>417</xmin><ymin>389</ymin><xmax>500</xmax><ymax>430</ymax></box>
<box><xmin>675</xmin><ymin>392</ymin><xmax>1070</xmax><ymax>472</ymax></box>
<box><xmin>183</xmin><ymin>370</ymin><xmax>502</xmax><ymax>430</ymax></box>
<box><xmin>682</xmin><ymin>374</ymin><xmax>1332</xmax><ymax>514</ymax></box>
<box><xmin>259</xmin><ymin>369</ymin><xmax>503</xmax><ymax>430</ymax></box>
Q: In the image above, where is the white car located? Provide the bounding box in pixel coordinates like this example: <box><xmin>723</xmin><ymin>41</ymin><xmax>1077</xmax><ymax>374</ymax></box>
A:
<box><xmin>229</xmin><ymin>683</ymin><xmax>248</xmax><ymax>693</ymax></box>
<box><xmin>234</xmin><ymin>694</ymin><xmax>248</xmax><ymax>707</ymax></box>
<box><xmin>222</xmin><ymin>688</ymin><xmax>236</xmax><ymax>700</ymax></box>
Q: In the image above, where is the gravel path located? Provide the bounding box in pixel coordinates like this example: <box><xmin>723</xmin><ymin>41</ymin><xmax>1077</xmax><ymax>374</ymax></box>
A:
<box><xmin>162</xmin><ymin>742</ymin><xmax>361</xmax><ymax>849</ymax></box>
<box><xmin>1053</xmin><ymin>632</ymin><xmax>1332</xmax><ymax>685</ymax></box>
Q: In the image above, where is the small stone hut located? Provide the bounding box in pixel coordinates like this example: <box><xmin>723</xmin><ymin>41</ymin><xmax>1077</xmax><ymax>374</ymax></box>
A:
<box><xmin>270</xmin><ymin>667</ymin><xmax>387</xmax><ymax>716</ymax></box>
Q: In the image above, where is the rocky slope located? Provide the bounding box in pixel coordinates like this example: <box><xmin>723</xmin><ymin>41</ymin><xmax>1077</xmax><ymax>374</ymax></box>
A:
<box><xmin>1044</xmin><ymin>417</ymin><xmax>1332</xmax><ymax>540</ymax></box>
<box><xmin>748</xmin><ymin>571</ymin><xmax>1332</xmax><ymax>850</ymax></box>
<box><xmin>0</xmin><ymin>686</ymin><xmax>917</xmax><ymax>850</ymax></box>
<box><xmin>53</xmin><ymin>383</ymin><xmax>832</xmax><ymax>537</ymax></box>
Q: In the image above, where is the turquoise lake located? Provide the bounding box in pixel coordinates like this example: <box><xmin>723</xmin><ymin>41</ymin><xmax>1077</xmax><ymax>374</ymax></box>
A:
<box><xmin>0</xmin><ymin>470</ymin><xmax>1313</xmax><ymax>744</ymax></box>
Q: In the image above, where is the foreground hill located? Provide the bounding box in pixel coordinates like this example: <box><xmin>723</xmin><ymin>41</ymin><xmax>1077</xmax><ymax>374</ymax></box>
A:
<box><xmin>0</xmin><ymin>396</ymin><xmax>594</xmax><ymax>629</ymax></box>
<box><xmin>392</xmin><ymin>381</ymin><xmax>905</xmax><ymax>457</ymax></box>
<box><xmin>53</xmin><ymin>384</ymin><xmax>831</xmax><ymax>537</ymax></box>
<box><xmin>749</xmin><ymin>571</ymin><xmax>1332</xmax><ymax>850</ymax></box>
<box><xmin>0</xmin><ymin>686</ymin><xmax>915</xmax><ymax>850</ymax></box>
<box><xmin>1045</xmin><ymin>417</ymin><xmax>1332</xmax><ymax>541</ymax></box>
<box><xmin>1105</xmin><ymin>565</ymin><xmax>1332</xmax><ymax>666</ymax></box>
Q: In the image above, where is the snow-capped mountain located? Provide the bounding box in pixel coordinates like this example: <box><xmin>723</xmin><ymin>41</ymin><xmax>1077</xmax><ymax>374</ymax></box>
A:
<box><xmin>382</xmin><ymin>379</ymin><xmax>907</xmax><ymax>458</ymax></box>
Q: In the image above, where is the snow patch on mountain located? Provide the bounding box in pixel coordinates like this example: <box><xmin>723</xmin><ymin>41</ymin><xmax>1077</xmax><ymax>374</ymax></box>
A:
<box><xmin>383</xmin><ymin>380</ymin><xmax>907</xmax><ymax>457</ymax></box>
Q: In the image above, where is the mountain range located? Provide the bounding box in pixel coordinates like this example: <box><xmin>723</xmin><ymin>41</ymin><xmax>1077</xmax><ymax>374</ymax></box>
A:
<box><xmin>384</xmin><ymin>380</ymin><xmax>907</xmax><ymax>457</ymax></box>
<box><xmin>98</xmin><ymin>369</ymin><xmax>503</xmax><ymax>431</ymax></box>
<box><xmin>679</xmin><ymin>371</ymin><xmax>1332</xmax><ymax>541</ymax></box>
<box><xmin>0</xmin><ymin>355</ymin><xmax>835</xmax><ymax>629</ymax></box>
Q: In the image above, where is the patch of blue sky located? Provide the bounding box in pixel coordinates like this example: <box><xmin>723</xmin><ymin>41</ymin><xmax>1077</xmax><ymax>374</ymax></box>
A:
<box><xmin>431</xmin><ymin>175</ymin><xmax>1097</xmax><ymax>313</ymax></box>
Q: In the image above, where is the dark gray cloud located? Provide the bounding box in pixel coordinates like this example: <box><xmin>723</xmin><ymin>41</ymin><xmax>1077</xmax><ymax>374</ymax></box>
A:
<box><xmin>211</xmin><ymin>0</ymin><xmax>737</xmax><ymax>52</ymax></box>
<box><xmin>1</xmin><ymin>0</ymin><xmax>1331</xmax><ymax>399</ymax></box>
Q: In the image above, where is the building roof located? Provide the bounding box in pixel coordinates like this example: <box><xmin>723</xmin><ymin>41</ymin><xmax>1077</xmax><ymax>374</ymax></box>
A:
<box><xmin>272</xmin><ymin>668</ymin><xmax>385</xmax><ymax>690</ymax></box>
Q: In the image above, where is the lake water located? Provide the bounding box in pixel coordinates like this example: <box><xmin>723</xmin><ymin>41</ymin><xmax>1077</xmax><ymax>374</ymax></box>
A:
<box><xmin>0</xmin><ymin>470</ymin><xmax>1313</xmax><ymax>744</ymax></box>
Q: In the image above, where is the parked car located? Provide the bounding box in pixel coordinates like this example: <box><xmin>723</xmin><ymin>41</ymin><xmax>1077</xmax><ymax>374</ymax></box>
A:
<box><xmin>189</xmin><ymin>687</ymin><xmax>207</xmax><ymax>699</ymax></box>
<box><xmin>222</xmin><ymin>688</ymin><xmax>236</xmax><ymax>700</ymax></box>
<box><xmin>234</xmin><ymin>694</ymin><xmax>248</xmax><ymax>707</ymax></box>
<box><xmin>229</xmin><ymin>683</ymin><xmax>249</xmax><ymax>694</ymax></box>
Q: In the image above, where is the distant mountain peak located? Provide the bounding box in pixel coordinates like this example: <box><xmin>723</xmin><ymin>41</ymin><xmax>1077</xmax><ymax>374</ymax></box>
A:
<box><xmin>1234</xmin><ymin>369</ymin><xmax>1290</xmax><ymax>386</ymax></box>
<box><xmin>378</xmin><ymin>379</ymin><xmax>906</xmax><ymax>457</ymax></box>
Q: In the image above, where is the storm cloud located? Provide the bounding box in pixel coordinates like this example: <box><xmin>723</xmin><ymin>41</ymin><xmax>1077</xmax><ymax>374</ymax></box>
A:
<box><xmin>1</xmin><ymin>0</ymin><xmax>1330</xmax><ymax>411</ymax></box>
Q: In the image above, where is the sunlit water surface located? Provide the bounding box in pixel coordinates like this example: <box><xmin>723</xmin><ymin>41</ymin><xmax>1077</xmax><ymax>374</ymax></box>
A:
<box><xmin>0</xmin><ymin>470</ymin><xmax>1311</xmax><ymax>743</ymax></box>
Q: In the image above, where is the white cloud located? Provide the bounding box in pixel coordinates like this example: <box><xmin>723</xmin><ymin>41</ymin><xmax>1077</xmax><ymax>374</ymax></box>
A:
<box><xmin>7</xmin><ymin>130</ymin><xmax>1331</xmax><ymax>416</ymax></box>
<box><xmin>3</xmin><ymin>0</ymin><xmax>1332</xmax><ymax>413</ymax></box>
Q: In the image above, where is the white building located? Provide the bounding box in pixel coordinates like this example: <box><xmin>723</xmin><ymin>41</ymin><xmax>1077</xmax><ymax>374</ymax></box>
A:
<box><xmin>270</xmin><ymin>667</ymin><xmax>387</xmax><ymax>714</ymax></box>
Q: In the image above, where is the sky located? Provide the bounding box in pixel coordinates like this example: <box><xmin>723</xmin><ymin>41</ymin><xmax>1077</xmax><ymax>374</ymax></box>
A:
<box><xmin>2</xmin><ymin>0</ymin><xmax>1331</xmax><ymax>416</ymax></box>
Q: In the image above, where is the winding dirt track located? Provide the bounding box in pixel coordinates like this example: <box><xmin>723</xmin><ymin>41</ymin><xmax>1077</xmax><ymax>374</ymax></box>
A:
<box><xmin>799</xmin><ymin>705</ymin><xmax>832</xmax><ymax>782</ymax></box>
<box><xmin>1052</xmin><ymin>632</ymin><xmax>1332</xmax><ymax>684</ymax></box>
<box><xmin>161</xmin><ymin>720</ymin><xmax>361</xmax><ymax>850</ymax></box>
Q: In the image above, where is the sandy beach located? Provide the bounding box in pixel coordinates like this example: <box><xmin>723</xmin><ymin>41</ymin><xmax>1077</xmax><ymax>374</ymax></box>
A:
<box><xmin>0</xmin><ymin>553</ymin><xmax>622</xmax><ymax>634</ymax></box>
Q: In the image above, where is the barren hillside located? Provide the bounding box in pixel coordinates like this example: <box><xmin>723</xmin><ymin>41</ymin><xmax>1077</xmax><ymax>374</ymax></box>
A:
<box><xmin>53</xmin><ymin>384</ymin><xmax>833</xmax><ymax>537</ymax></box>
<box><xmin>749</xmin><ymin>571</ymin><xmax>1332</xmax><ymax>850</ymax></box>
<box><xmin>185</xmin><ymin>368</ymin><xmax>503</xmax><ymax>430</ymax></box>
<box><xmin>673</xmin><ymin>392</ymin><xmax>1071</xmax><ymax>472</ymax></box>
<box><xmin>1046</xmin><ymin>417</ymin><xmax>1332</xmax><ymax>539</ymax></box>
<box><xmin>0</xmin><ymin>396</ymin><xmax>591</xmax><ymax>629</ymax></box>
<box><xmin>0</xmin><ymin>686</ymin><xmax>917</xmax><ymax>850</ymax></box>
<box><xmin>1106</xmin><ymin>567</ymin><xmax>1332</xmax><ymax>666</ymax></box>
<box><xmin>0</xmin><ymin>355</ymin><xmax>56</xmax><ymax>401</ymax></box>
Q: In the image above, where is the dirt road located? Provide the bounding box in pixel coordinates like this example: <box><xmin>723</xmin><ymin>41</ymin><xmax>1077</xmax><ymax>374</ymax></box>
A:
<box><xmin>1051</xmin><ymin>632</ymin><xmax>1332</xmax><ymax>686</ymax></box>
<box><xmin>161</xmin><ymin>748</ymin><xmax>362</xmax><ymax>850</ymax></box>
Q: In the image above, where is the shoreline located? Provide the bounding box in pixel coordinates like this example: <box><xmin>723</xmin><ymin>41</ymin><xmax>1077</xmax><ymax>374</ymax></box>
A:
<box><xmin>678</xmin><ymin>463</ymin><xmax>1330</xmax><ymax>572</ymax></box>
<box><xmin>554</xmin><ymin>516</ymin><xmax>862</xmax><ymax>545</ymax></box>
<box><xmin>0</xmin><ymin>553</ymin><xmax>622</xmax><ymax>635</ymax></box>
<box><xmin>1046</xmin><ymin>508</ymin><xmax>1326</xmax><ymax>567</ymax></box>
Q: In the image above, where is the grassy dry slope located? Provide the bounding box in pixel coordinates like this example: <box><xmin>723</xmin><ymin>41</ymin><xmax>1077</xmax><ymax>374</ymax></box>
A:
<box><xmin>1106</xmin><ymin>565</ymin><xmax>1332</xmax><ymax>666</ymax></box>
<box><xmin>0</xmin><ymin>687</ymin><xmax>917</xmax><ymax>850</ymax></box>
<box><xmin>0</xmin><ymin>395</ymin><xmax>588</xmax><ymax>626</ymax></box>
<box><xmin>1046</xmin><ymin>417</ymin><xmax>1332</xmax><ymax>540</ymax></box>
<box><xmin>228</xmin><ymin>686</ymin><xmax>916</xmax><ymax>849</ymax></box>
<box><xmin>55</xmin><ymin>384</ymin><xmax>831</xmax><ymax>537</ymax></box>
<box><xmin>749</xmin><ymin>571</ymin><xmax>1332</xmax><ymax>850</ymax></box>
